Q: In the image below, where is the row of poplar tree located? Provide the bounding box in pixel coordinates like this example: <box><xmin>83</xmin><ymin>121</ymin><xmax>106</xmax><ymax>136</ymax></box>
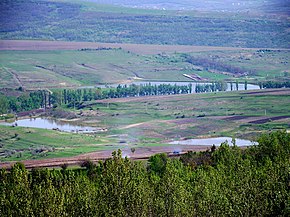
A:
<box><xmin>1</xmin><ymin>81</ymin><xmax>289</xmax><ymax>114</ymax></box>
<box><xmin>0</xmin><ymin>131</ymin><xmax>289</xmax><ymax>216</ymax></box>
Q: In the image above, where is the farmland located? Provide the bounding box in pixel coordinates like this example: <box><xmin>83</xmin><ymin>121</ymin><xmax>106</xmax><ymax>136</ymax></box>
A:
<box><xmin>0</xmin><ymin>0</ymin><xmax>289</xmax><ymax>165</ymax></box>
<box><xmin>0</xmin><ymin>0</ymin><xmax>289</xmax><ymax>215</ymax></box>
<box><xmin>0</xmin><ymin>42</ymin><xmax>289</xmax><ymax>89</ymax></box>
<box><xmin>1</xmin><ymin>88</ymin><xmax>289</xmax><ymax>163</ymax></box>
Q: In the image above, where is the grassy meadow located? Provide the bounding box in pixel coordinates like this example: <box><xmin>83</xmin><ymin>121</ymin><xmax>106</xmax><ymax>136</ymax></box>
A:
<box><xmin>0</xmin><ymin>124</ymin><xmax>120</xmax><ymax>161</ymax></box>
<box><xmin>0</xmin><ymin>48</ymin><xmax>289</xmax><ymax>89</ymax></box>
<box><xmin>0</xmin><ymin>0</ymin><xmax>289</xmax><ymax>163</ymax></box>
<box><xmin>1</xmin><ymin>89</ymin><xmax>289</xmax><ymax>161</ymax></box>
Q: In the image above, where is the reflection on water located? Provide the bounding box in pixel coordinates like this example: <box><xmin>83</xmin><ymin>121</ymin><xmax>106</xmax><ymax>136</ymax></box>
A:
<box><xmin>169</xmin><ymin>137</ymin><xmax>257</xmax><ymax>147</ymax></box>
<box><xmin>86</xmin><ymin>81</ymin><xmax>259</xmax><ymax>93</ymax></box>
<box><xmin>1</xmin><ymin>118</ymin><xmax>97</xmax><ymax>133</ymax></box>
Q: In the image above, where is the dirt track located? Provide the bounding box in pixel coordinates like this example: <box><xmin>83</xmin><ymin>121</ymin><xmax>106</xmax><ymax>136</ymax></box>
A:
<box><xmin>243</xmin><ymin>89</ymin><xmax>290</xmax><ymax>96</ymax></box>
<box><xmin>0</xmin><ymin>40</ymin><xmax>278</xmax><ymax>55</ymax></box>
<box><xmin>0</xmin><ymin>145</ymin><xmax>211</xmax><ymax>169</ymax></box>
<box><xmin>88</xmin><ymin>88</ymin><xmax>290</xmax><ymax>105</ymax></box>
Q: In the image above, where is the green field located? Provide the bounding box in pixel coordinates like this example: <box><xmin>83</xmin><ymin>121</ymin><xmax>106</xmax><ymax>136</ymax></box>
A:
<box><xmin>1</xmin><ymin>89</ymin><xmax>289</xmax><ymax>161</ymax></box>
<box><xmin>86</xmin><ymin>89</ymin><xmax>290</xmax><ymax>140</ymax></box>
<box><xmin>0</xmin><ymin>48</ymin><xmax>289</xmax><ymax>89</ymax></box>
<box><xmin>0</xmin><ymin>0</ymin><xmax>289</xmax><ymax>163</ymax></box>
<box><xmin>0</xmin><ymin>125</ymin><xmax>121</xmax><ymax>161</ymax></box>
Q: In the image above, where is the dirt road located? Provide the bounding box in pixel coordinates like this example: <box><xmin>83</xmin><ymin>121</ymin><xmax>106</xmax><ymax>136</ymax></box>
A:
<box><xmin>0</xmin><ymin>145</ymin><xmax>211</xmax><ymax>169</ymax></box>
<box><xmin>0</xmin><ymin>40</ymin><xmax>272</xmax><ymax>55</ymax></box>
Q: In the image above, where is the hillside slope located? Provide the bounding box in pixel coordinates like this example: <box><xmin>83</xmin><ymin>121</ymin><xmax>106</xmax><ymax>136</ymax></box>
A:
<box><xmin>0</xmin><ymin>0</ymin><xmax>289</xmax><ymax>48</ymax></box>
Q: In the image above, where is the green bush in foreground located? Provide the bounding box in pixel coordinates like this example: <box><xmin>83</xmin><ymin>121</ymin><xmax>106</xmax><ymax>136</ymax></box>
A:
<box><xmin>0</xmin><ymin>131</ymin><xmax>289</xmax><ymax>216</ymax></box>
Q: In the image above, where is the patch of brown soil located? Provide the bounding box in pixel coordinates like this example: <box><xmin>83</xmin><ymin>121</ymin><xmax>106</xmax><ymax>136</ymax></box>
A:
<box><xmin>249</xmin><ymin>116</ymin><xmax>290</xmax><ymax>124</ymax></box>
<box><xmin>0</xmin><ymin>145</ymin><xmax>211</xmax><ymax>169</ymax></box>
<box><xmin>244</xmin><ymin>88</ymin><xmax>290</xmax><ymax>96</ymax></box>
<box><xmin>223</xmin><ymin>115</ymin><xmax>256</xmax><ymax>121</ymax></box>
<box><xmin>0</xmin><ymin>40</ymin><xmax>280</xmax><ymax>55</ymax></box>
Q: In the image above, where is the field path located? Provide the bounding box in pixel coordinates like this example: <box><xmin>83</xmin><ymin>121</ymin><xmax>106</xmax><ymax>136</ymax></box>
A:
<box><xmin>120</xmin><ymin>122</ymin><xmax>146</xmax><ymax>129</ymax></box>
<box><xmin>0</xmin><ymin>145</ymin><xmax>212</xmax><ymax>169</ymax></box>
<box><xmin>5</xmin><ymin>68</ymin><xmax>23</xmax><ymax>88</ymax></box>
<box><xmin>2</xmin><ymin>40</ymin><xmax>288</xmax><ymax>55</ymax></box>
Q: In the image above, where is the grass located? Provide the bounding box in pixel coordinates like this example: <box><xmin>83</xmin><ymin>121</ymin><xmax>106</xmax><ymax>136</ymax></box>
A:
<box><xmin>0</xmin><ymin>125</ymin><xmax>119</xmax><ymax>161</ymax></box>
<box><xmin>87</xmin><ymin>89</ymin><xmax>290</xmax><ymax>141</ymax></box>
<box><xmin>1</xmin><ymin>89</ymin><xmax>289</xmax><ymax>161</ymax></box>
<box><xmin>0</xmin><ymin>48</ymin><xmax>289</xmax><ymax>89</ymax></box>
<box><xmin>0</xmin><ymin>49</ymin><xmax>140</xmax><ymax>87</ymax></box>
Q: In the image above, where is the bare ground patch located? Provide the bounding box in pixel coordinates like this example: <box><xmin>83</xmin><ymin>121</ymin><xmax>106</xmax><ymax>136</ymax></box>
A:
<box><xmin>221</xmin><ymin>115</ymin><xmax>290</xmax><ymax>124</ymax></box>
<box><xmin>0</xmin><ymin>40</ymin><xmax>273</xmax><ymax>55</ymax></box>
<box><xmin>243</xmin><ymin>88</ymin><xmax>290</xmax><ymax>96</ymax></box>
<box><xmin>0</xmin><ymin>145</ymin><xmax>211</xmax><ymax>169</ymax></box>
<box><xmin>248</xmin><ymin>116</ymin><xmax>290</xmax><ymax>124</ymax></box>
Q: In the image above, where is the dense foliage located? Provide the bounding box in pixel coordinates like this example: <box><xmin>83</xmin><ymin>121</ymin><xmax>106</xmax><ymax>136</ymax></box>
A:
<box><xmin>260</xmin><ymin>81</ymin><xmax>290</xmax><ymax>89</ymax></box>
<box><xmin>195</xmin><ymin>81</ymin><xmax>228</xmax><ymax>93</ymax></box>
<box><xmin>0</xmin><ymin>131</ymin><xmax>289</xmax><ymax>216</ymax></box>
<box><xmin>0</xmin><ymin>83</ymin><xmax>193</xmax><ymax>114</ymax></box>
<box><xmin>184</xmin><ymin>55</ymin><xmax>256</xmax><ymax>77</ymax></box>
<box><xmin>52</xmin><ymin>83</ymin><xmax>193</xmax><ymax>109</ymax></box>
<box><xmin>1</xmin><ymin>80</ymin><xmax>289</xmax><ymax>114</ymax></box>
<box><xmin>0</xmin><ymin>90</ymin><xmax>50</xmax><ymax>115</ymax></box>
<box><xmin>0</xmin><ymin>0</ymin><xmax>289</xmax><ymax>48</ymax></box>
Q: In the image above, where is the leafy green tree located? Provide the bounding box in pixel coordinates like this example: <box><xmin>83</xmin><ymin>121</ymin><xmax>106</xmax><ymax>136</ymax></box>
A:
<box><xmin>0</xmin><ymin>94</ymin><xmax>8</xmax><ymax>114</ymax></box>
<box><xmin>147</xmin><ymin>153</ymin><xmax>168</xmax><ymax>176</ymax></box>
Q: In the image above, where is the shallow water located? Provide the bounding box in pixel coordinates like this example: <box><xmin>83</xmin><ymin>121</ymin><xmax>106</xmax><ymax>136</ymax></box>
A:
<box><xmin>1</xmin><ymin>118</ymin><xmax>97</xmax><ymax>133</ymax></box>
<box><xmin>169</xmin><ymin>137</ymin><xmax>257</xmax><ymax>147</ymax></box>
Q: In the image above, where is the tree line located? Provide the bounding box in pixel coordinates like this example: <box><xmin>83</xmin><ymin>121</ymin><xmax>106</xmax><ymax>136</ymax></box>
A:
<box><xmin>0</xmin><ymin>80</ymin><xmax>289</xmax><ymax>115</ymax></box>
<box><xmin>50</xmin><ymin>83</ymin><xmax>192</xmax><ymax>109</ymax></box>
<box><xmin>0</xmin><ymin>83</ymin><xmax>192</xmax><ymax>114</ymax></box>
<box><xmin>259</xmin><ymin>81</ymin><xmax>290</xmax><ymax>89</ymax></box>
<box><xmin>0</xmin><ymin>131</ymin><xmax>289</xmax><ymax>216</ymax></box>
<box><xmin>183</xmin><ymin>55</ymin><xmax>256</xmax><ymax>76</ymax></box>
<box><xmin>0</xmin><ymin>90</ymin><xmax>50</xmax><ymax>115</ymax></box>
<box><xmin>196</xmin><ymin>81</ymin><xmax>230</xmax><ymax>93</ymax></box>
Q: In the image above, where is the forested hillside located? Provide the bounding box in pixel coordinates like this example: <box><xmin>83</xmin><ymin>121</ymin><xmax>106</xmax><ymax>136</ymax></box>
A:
<box><xmin>88</xmin><ymin>0</ymin><xmax>290</xmax><ymax>13</ymax></box>
<box><xmin>1</xmin><ymin>131</ymin><xmax>289</xmax><ymax>216</ymax></box>
<box><xmin>0</xmin><ymin>0</ymin><xmax>289</xmax><ymax>48</ymax></box>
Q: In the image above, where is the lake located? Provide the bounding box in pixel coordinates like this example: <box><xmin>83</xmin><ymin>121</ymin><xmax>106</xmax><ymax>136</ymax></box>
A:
<box><xmin>169</xmin><ymin>137</ymin><xmax>257</xmax><ymax>147</ymax></box>
<box><xmin>1</xmin><ymin>118</ymin><xmax>98</xmax><ymax>133</ymax></box>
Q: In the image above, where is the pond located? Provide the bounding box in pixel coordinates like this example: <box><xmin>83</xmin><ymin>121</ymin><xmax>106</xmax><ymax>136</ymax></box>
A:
<box><xmin>1</xmin><ymin>118</ymin><xmax>98</xmax><ymax>133</ymax></box>
<box><xmin>85</xmin><ymin>81</ymin><xmax>260</xmax><ymax>93</ymax></box>
<box><xmin>169</xmin><ymin>137</ymin><xmax>257</xmax><ymax>147</ymax></box>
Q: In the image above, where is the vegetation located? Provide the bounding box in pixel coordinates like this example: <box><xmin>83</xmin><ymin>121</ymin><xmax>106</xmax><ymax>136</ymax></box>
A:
<box><xmin>260</xmin><ymin>81</ymin><xmax>290</xmax><ymax>89</ymax></box>
<box><xmin>184</xmin><ymin>54</ymin><xmax>256</xmax><ymax>77</ymax></box>
<box><xmin>51</xmin><ymin>83</ymin><xmax>192</xmax><ymax>109</ymax></box>
<box><xmin>0</xmin><ymin>0</ymin><xmax>289</xmax><ymax>48</ymax></box>
<box><xmin>0</xmin><ymin>124</ymin><xmax>117</xmax><ymax>161</ymax></box>
<box><xmin>0</xmin><ymin>0</ymin><xmax>289</xmax><ymax>214</ymax></box>
<box><xmin>0</xmin><ymin>80</ymin><xmax>249</xmax><ymax>114</ymax></box>
<box><xmin>0</xmin><ymin>90</ymin><xmax>51</xmax><ymax>114</ymax></box>
<box><xmin>1</xmin><ymin>89</ymin><xmax>289</xmax><ymax>161</ymax></box>
<box><xmin>0</xmin><ymin>131</ymin><xmax>289</xmax><ymax>216</ymax></box>
<box><xmin>1</xmin><ymin>48</ymin><xmax>289</xmax><ymax>89</ymax></box>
